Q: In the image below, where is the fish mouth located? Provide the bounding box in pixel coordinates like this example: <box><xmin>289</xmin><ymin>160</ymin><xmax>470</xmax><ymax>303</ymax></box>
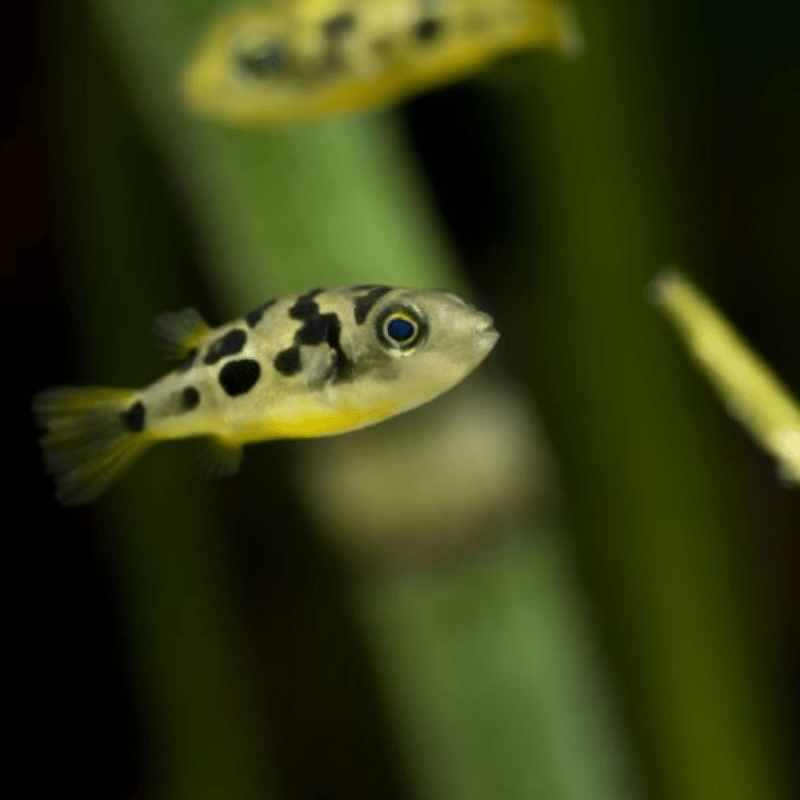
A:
<box><xmin>475</xmin><ymin>312</ymin><xmax>498</xmax><ymax>336</ymax></box>
<box><xmin>481</xmin><ymin>328</ymin><xmax>500</xmax><ymax>347</ymax></box>
<box><xmin>475</xmin><ymin>315</ymin><xmax>500</xmax><ymax>348</ymax></box>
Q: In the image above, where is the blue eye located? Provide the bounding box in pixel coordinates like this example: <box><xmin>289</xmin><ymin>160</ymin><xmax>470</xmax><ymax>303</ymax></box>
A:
<box><xmin>376</xmin><ymin>305</ymin><xmax>427</xmax><ymax>352</ymax></box>
<box><xmin>387</xmin><ymin>316</ymin><xmax>415</xmax><ymax>342</ymax></box>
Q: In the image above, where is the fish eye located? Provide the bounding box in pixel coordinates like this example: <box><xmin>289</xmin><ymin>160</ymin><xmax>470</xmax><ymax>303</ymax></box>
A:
<box><xmin>236</xmin><ymin>39</ymin><xmax>287</xmax><ymax>78</ymax></box>
<box><xmin>387</xmin><ymin>316</ymin><xmax>415</xmax><ymax>341</ymax></box>
<box><xmin>375</xmin><ymin>305</ymin><xmax>427</xmax><ymax>353</ymax></box>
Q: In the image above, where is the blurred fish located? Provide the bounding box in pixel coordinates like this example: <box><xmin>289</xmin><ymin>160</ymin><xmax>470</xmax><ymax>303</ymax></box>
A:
<box><xmin>33</xmin><ymin>286</ymin><xmax>499</xmax><ymax>505</ymax></box>
<box><xmin>180</xmin><ymin>0</ymin><xmax>583</xmax><ymax>124</ymax></box>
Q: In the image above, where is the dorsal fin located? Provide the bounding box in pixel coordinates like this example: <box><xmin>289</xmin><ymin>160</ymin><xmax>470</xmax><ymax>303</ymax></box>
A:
<box><xmin>152</xmin><ymin>307</ymin><xmax>211</xmax><ymax>360</ymax></box>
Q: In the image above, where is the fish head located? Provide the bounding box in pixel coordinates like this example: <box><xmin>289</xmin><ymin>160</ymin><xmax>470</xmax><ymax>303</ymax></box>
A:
<box><xmin>337</xmin><ymin>288</ymin><xmax>500</xmax><ymax>419</ymax></box>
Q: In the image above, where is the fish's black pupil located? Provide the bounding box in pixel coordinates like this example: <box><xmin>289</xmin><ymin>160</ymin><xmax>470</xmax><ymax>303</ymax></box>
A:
<box><xmin>238</xmin><ymin>42</ymin><xmax>286</xmax><ymax>77</ymax></box>
<box><xmin>387</xmin><ymin>316</ymin><xmax>415</xmax><ymax>342</ymax></box>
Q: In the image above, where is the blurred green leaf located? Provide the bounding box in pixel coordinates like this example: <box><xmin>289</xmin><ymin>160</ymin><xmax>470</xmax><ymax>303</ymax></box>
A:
<box><xmin>501</xmin><ymin>4</ymin><xmax>792</xmax><ymax>799</ymax></box>
<box><xmin>359</xmin><ymin>531</ymin><xmax>642</xmax><ymax>800</ymax></box>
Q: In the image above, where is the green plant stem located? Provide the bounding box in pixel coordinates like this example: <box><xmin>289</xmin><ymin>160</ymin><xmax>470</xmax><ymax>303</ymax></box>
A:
<box><xmin>505</xmin><ymin>4</ymin><xmax>790</xmax><ymax>799</ymax></box>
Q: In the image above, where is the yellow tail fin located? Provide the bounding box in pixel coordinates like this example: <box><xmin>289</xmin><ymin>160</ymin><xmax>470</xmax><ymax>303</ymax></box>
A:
<box><xmin>32</xmin><ymin>386</ymin><xmax>154</xmax><ymax>506</ymax></box>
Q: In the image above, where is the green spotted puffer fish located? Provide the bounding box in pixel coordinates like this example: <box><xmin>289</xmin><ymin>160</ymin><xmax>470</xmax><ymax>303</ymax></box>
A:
<box><xmin>180</xmin><ymin>0</ymin><xmax>583</xmax><ymax>125</ymax></box>
<box><xmin>34</xmin><ymin>286</ymin><xmax>499</xmax><ymax>506</ymax></box>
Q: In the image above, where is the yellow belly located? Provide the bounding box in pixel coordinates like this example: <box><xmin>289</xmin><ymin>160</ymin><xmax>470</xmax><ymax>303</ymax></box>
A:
<box><xmin>234</xmin><ymin>400</ymin><xmax>402</xmax><ymax>442</ymax></box>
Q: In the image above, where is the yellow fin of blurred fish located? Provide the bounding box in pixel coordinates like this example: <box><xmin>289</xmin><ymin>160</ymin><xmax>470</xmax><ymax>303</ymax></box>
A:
<box><xmin>649</xmin><ymin>268</ymin><xmax>800</xmax><ymax>486</ymax></box>
<box><xmin>180</xmin><ymin>0</ymin><xmax>584</xmax><ymax>125</ymax></box>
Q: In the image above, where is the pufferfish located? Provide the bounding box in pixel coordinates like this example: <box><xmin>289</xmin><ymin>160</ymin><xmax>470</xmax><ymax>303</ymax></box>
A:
<box><xmin>33</xmin><ymin>286</ymin><xmax>499</xmax><ymax>506</ymax></box>
<box><xmin>180</xmin><ymin>0</ymin><xmax>583</xmax><ymax>125</ymax></box>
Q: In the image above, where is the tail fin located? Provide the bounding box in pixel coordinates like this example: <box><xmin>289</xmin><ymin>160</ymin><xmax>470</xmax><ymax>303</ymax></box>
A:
<box><xmin>32</xmin><ymin>386</ymin><xmax>154</xmax><ymax>506</ymax></box>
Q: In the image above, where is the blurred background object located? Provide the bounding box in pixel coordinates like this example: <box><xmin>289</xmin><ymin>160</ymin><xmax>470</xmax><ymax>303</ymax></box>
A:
<box><xmin>180</xmin><ymin>0</ymin><xmax>582</xmax><ymax>125</ymax></box>
<box><xmin>296</xmin><ymin>377</ymin><xmax>552</xmax><ymax>566</ymax></box>
<box><xmin>651</xmin><ymin>269</ymin><xmax>800</xmax><ymax>486</ymax></box>
<box><xmin>8</xmin><ymin>1</ymin><xmax>799</xmax><ymax>800</ymax></box>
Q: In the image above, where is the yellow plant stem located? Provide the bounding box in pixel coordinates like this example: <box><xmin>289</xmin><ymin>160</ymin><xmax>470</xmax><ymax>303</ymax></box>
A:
<box><xmin>651</xmin><ymin>269</ymin><xmax>800</xmax><ymax>485</ymax></box>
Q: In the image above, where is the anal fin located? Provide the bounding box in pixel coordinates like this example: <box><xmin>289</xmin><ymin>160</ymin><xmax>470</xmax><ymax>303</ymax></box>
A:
<box><xmin>193</xmin><ymin>435</ymin><xmax>243</xmax><ymax>479</ymax></box>
<box><xmin>152</xmin><ymin>307</ymin><xmax>211</xmax><ymax>360</ymax></box>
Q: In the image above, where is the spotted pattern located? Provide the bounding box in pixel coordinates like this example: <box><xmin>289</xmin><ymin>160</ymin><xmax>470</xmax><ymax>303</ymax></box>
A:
<box><xmin>295</xmin><ymin>313</ymin><xmax>337</xmax><ymax>346</ymax></box>
<box><xmin>280</xmin><ymin>308</ymin><xmax>353</xmax><ymax>383</ymax></box>
<box><xmin>244</xmin><ymin>299</ymin><xmax>276</xmax><ymax>329</ymax></box>
<box><xmin>354</xmin><ymin>286</ymin><xmax>392</xmax><ymax>324</ymax></box>
<box><xmin>322</xmin><ymin>314</ymin><xmax>352</xmax><ymax>382</ymax></box>
<box><xmin>219</xmin><ymin>359</ymin><xmax>261</xmax><ymax>396</ymax></box>
<box><xmin>289</xmin><ymin>288</ymin><xmax>323</xmax><ymax>320</ymax></box>
<box><xmin>274</xmin><ymin>346</ymin><xmax>302</xmax><ymax>376</ymax></box>
<box><xmin>182</xmin><ymin>386</ymin><xmax>200</xmax><ymax>410</ymax></box>
<box><xmin>203</xmin><ymin>329</ymin><xmax>247</xmax><ymax>365</ymax></box>
<box><xmin>122</xmin><ymin>400</ymin><xmax>146</xmax><ymax>432</ymax></box>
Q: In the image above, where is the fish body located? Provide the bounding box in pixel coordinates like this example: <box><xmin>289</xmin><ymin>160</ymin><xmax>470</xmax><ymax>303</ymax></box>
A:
<box><xmin>180</xmin><ymin>0</ymin><xmax>583</xmax><ymax>124</ymax></box>
<box><xmin>34</xmin><ymin>286</ymin><xmax>499</xmax><ymax>505</ymax></box>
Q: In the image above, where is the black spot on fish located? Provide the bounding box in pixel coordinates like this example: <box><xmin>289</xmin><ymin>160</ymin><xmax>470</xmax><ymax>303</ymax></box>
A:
<box><xmin>238</xmin><ymin>42</ymin><xmax>287</xmax><ymax>77</ymax></box>
<box><xmin>325</xmin><ymin>13</ymin><xmax>355</xmax><ymax>37</ymax></box>
<box><xmin>121</xmin><ymin>400</ymin><xmax>146</xmax><ymax>432</ymax></box>
<box><xmin>295</xmin><ymin>313</ymin><xmax>336</xmax><ymax>346</ymax></box>
<box><xmin>354</xmin><ymin>286</ymin><xmax>393</xmax><ymax>324</ymax></box>
<box><xmin>219</xmin><ymin>359</ymin><xmax>261</xmax><ymax>397</ymax></box>
<box><xmin>415</xmin><ymin>18</ymin><xmax>443</xmax><ymax>42</ymax></box>
<box><xmin>289</xmin><ymin>288</ymin><xmax>323</xmax><ymax>320</ymax></box>
<box><xmin>290</xmin><ymin>311</ymin><xmax>352</xmax><ymax>382</ymax></box>
<box><xmin>244</xmin><ymin>299</ymin><xmax>276</xmax><ymax>328</ymax></box>
<box><xmin>274</xmin><ymin>346</ymin><xmax>302</xmax><ymax>376</ymax></box>
<box><xmin>203</xmin><ymin>329</ymin><xmax>247</xmax><ymax>365</ymax></box>
<box><xmin>321</xmin><ymin>313</ymin><xmax>352</xmax><ymax>382</ymax></box>
<box><xmin>182</xmin><ymin>386</ymin><xmax>200</xmax><ymax>410</ymax></box>
<box><xmin>176</xmin><ymin>347</ymin><xmax>197</xmax><ymax>373</ymax></box>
